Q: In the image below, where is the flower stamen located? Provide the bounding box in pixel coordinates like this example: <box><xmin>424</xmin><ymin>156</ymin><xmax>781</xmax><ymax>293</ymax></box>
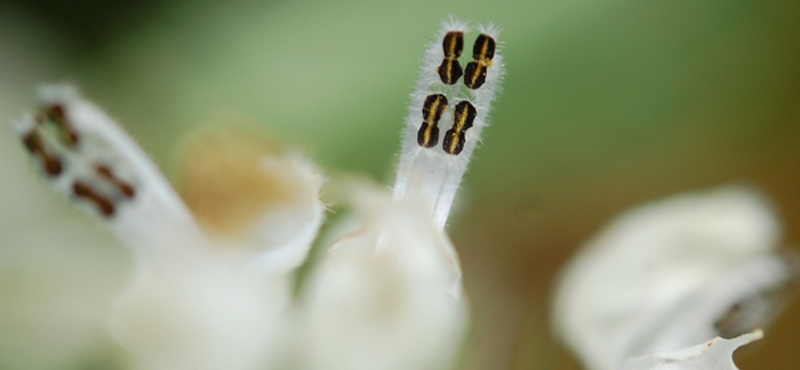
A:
<box><xmin>394</xmin><ymin>18</ymin><xmax>504</xmax><ymax>229</ymax></box>
<box><xmin>15</xmin><ymin>85</ymin><xmax>207</xmax><ymax>258</ymax></box>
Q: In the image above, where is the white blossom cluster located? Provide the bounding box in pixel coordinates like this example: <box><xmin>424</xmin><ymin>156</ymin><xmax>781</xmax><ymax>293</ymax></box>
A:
<box><xmin>13</xmin><ymin>18</ymin><xmax>503</xmax><ymax>370</ymax></box>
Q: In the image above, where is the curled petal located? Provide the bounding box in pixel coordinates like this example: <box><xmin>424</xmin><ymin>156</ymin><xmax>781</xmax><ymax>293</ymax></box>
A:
<box><xmin>175</xmin><ymin>126</ymin><xmax>325</xmax><ymax>273</ymax></box>
<box><xmin>552</xmin><ymin>186</ymin><xmax>796</xmax><ymax>370</ymax></box>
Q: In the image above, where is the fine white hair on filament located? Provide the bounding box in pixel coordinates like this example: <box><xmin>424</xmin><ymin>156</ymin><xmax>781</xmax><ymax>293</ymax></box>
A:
<box><xmin>393</xmin><ymin>17</ymin><xmax>504</xmax><ymax>230</ymax></box>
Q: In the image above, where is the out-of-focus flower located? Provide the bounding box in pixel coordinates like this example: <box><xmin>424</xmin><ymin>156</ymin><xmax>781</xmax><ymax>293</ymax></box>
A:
<box><xmin>552</xmin><ymin>186</ymin><xmax>797</xmax><ymax>370</ymax></box>
<box><xmin>12</xmin><ymin>18</ymin><xmax>503</xmax><ymax>370</ymax></box>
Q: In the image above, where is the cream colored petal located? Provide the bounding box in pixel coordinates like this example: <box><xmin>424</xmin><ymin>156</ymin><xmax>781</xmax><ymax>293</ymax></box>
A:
<box><xmin>299</xmin><ymin>180</ymin><xmax>466</xmax><ymax>370</ymax></box>
<box><xmin>175</xmin><ymin>126</ymin><xmax>325</xmax><ymax>273</ymax></box>
<box><xmin>552</xmin><ymin>185</ymin><xmax>795</xmax><ymax>370</ymax></box>
<box><xmin>109</xmin><ymin>126</ymin><xmax>323</xmax><ymax>370</ymax></box>
<box><xmin>109</xmin><ymin>260</ymin><xmax>292</xmax><ymax>370</ymax></box>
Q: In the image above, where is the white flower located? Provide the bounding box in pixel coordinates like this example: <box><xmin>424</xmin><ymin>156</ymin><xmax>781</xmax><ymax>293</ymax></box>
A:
<box><xmin>13</xmin><ymin>17</ymin><xmax>504</xmax><ymax>370</ymax></box>
<box><xmin>299</xmin><ymin>181</ymin><xmax>467</xmax><ymax>370</ymax></box>
<box><xmin>552</xmin><ymin>186</ymin><xmax>797</xmax><ymax>370</ymax></box>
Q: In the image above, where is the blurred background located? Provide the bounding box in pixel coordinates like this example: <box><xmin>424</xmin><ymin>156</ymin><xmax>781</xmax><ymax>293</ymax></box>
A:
<box><xmin>0</xmin><ymin>0</ymin><xmax>798</xmax><ymax>369</ymax></box>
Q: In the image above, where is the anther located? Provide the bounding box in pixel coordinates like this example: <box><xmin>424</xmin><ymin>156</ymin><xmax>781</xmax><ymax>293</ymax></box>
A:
<box><xmin>22</xmin><ymin>131</ymin><xmax>63</xmax><ymax>177</ymax></box>
<box><xmin>464</xmin><ymin>34</ymin><xmax>496</xmax><ymax>90</ymax></box>
<box><xmin>418</xmin><ymin>94</ymin><xmax>448</xmax><ymax>148</ymax></box>
<box><xmin>96</xmin><ymin>165</ymin><xmax>137</xmax><ymax>199</ymax></box>
<box><xmin>436</xmin><ymin>31</ymin><xmax>464</xmax><ymax>85</ymax></box>
<box><xmin>72</xmin><ymin>181</ymin><xmax>116</xmax><ymax>217</ymax></box>
<box><xmin>44</xmin><ymin>104</ymin><xmax>80</xmax><ymax>147</ymax></box>
<box><xmin>442</xmin><ymin>101</ymin><xmax>476</xmax><ymax>155</ymax></box>
<box><xmin>22</xmin><ymin>131</ymin><xmax>42</xmax><ymax>155</ymax></box>
<box><xmin>43</xmin><ymin>157</ymin><xmax>63</xmax><ymax>177</ymax></box>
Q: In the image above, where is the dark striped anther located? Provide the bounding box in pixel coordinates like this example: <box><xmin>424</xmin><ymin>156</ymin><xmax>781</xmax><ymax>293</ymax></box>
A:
<box><xmin>443</xmin><ymin>100</ymin><xmax>477</xmax><ymax>155</ymax></box>
<box><xmin>45</xmin><ymin>104</ymin><xmax>80</xmax><ymax>147</ymax></box>
<box><xmin>417</xmin><ymin>94</ymin><xmax>449</xmax><ymax>148</ymax></box>
<box><xmin>96</xmin><ymin>165</ymin><xmax>136</xmax><ymax>199</ymax></box>
<box><xmin>471</xmin><ymin>33</ymin><xmax>496</xmax><ymax>61</ymax></box>
<box><xmin>464</xmin><ymin>33</ymin><xmax>496</xmax><ymax>90</ymax></box>
<box><xmin>436</xmin><ymin>31</ymin><xmax>464</xmax><ymax>85</ymax></box>
<box><xmin>22</xmin><ymin>131</ymin><xmax>63</xmax><ymax>177</ymax></box>
<box><xmin>73</xmin><ymin>181</ymin><xmax>116</xmax><ymax>217</ymax></box>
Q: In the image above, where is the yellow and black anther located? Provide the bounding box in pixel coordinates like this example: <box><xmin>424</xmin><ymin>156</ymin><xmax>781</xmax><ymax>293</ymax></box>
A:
<box><xmin>436</xmin><ymin>31</ymin><xmax>464</xmax><ymax>85</ymax></box>
<box><xmin>443</xmin><ymin>101</ymin><xmax>477</xmax><ymax>155</ymax></box>
<box><xmin>418</xmin><ymin>94</ymin><xmax>449</xmax><ymax>148</ymax></box>
<box><xmin>464</xmin><ymin>33</ymin><xmax>496</xmax><ymax>90</ymax></box>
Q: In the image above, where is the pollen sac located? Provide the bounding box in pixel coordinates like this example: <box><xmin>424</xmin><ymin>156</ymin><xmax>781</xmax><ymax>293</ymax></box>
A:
<box><xmin>22</xmin><ymin>130</ymin><xmax>63</xmax><ymax>177</ymax></box>
<box><xmin>19</xmin><ymin>103</ymin><xmax>82</xmax><ymax>177</ymax></box>
<box><xmin>18</xmin><ymin>99</ymin><xmax>138</xmax><ymax>219</ymax></box>
<box><xmin>71</xmin><ymin>165</ymin><xmax>137</xmax><ymax>218</ymax></box>
<box><xmin>464</xmin><ymin>33</ymin><xmax>496</xmax><ymax>90</ymax></box>
<box><xmin>73</xmin><ymin>181</ymin><xmax>116</xmax><ymax>217</ymax></box>
<box><xmin>96</xmin><ymin>165</ymin><xmax>137</xmax><ymax>200</ymax></box>
<box><xmin>418</xmin><ymin>94</ymin><xmax>448</xmax><ymax>148</ymax></box>
<box><xmin>69</xmin><ymin>165</ymin><xmax>136</xmax><ymax>218</ymax></box>
<box><xmin>443</xmin><ymin>100</ymin><xmax>477</xmax><ymax>155</ymax></box>
<box><xmin>436</xmin><ymin>31</ymin><xmax>464</xmax><ymax>85</ymax></box>
<box><xmin>44</xmin><ymin>104</ymin><xmax>80</xmax><ymax>147</ymax></box>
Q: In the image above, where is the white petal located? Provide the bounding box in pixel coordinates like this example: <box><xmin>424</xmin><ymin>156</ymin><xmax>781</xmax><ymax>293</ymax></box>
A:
<box><xmin>623</xmin><ymin>330</ymin><xmax>763</xmax><ymax>370</ymax></box>
<box><xmin>551</xmin><ymin>185</ymin><xmax>795</xmax><ymax>370</ymax></box>
<box><xmin>299</xmin><ymin>181</ymin><xmax>466</xmax><ymax>370</ymax></box>
<box><xmin>110</xmin><ymin>261</ymin><xmax>291</xmax><ymax>370</ymax></box>
<box><xmin>175</xmin><ymin>127</ymin><xmax>325</xmax><ymax>273</ymax></box>
<box><xmin>246</xmin><ymin>153</ymin><xmax>324</xmax><ymax>273</ymax></box>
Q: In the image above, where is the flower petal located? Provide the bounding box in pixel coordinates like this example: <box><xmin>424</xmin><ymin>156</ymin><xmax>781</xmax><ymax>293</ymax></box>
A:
<box><xmin>110</xmin><ymin>260</ymin><xmax>292</xmax><ymax>370</ymax></box>
<box><xmin>551</xmin><ymin>186</ymin><xmax>796</xmax><ymax>370</ymax></box>
<box><xmin>299</xmin><ymin>181</ymin><xmax>466</xmax><ymax>370</ymax></box>
<box><xmin>175</xmin><ymin>126</ymin><xmax>325</xmax><ymax>273</ymax></box>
